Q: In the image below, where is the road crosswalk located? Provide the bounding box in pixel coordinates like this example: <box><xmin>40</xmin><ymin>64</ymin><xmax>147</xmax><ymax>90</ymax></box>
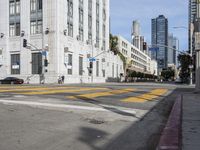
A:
<box><xmin>0</xmin><ymin>85</ymin><xmax>169</xmax><ymax>103</ymax></box>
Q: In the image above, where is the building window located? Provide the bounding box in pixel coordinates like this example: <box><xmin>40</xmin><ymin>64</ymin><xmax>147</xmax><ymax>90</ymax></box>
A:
<box><xmin>16</xmin><ymin>0</ymin><xmax>20</xmax><ymax>14</ymax></box>
<box><xmin>11</xmin><ymin>54</ymin><xmax>20</xmax><ymax>75</ymax></box>
<box><xmin>9</xmin><ymin>0</ymin><xmax>21</xmax><ymax>37</ymax></box>
<box><xmin>68</xmin><ymin>0</ymin><xmax>73</xmax><ymax>17</ymax></box>
<box><xmin>9</xmin><ymin>24</ymin><xmax>15</xmax><ymax>37</ymax></box>
<box><xmin>68</xmin><ymin>54</ymin><xmax>73</xmax><ymax>75</ymax></box>
<box><xmin>88</xmin><ymin>0</ymin><xmax>92</xmax><ymax>43</ymax></box>
<box><xmin>16</xmin><ymin>23</ymin><xmax>20</xmax><ymax>36</ymax></box>
<box><xmin>38</xmin><ymin>0</ymin><xmax>42</xmax><ymax>10</ymax></box>
<box><xmin>9</xmin><ymin>2</ymin><xmax>15</xmax><ymax>15</ymax></box>
<box><xmin>9</xmin><ymin>0</ymin><xmax>20</xmax><ymax>15</ymax></box>
<box><xmin>79</xmin><ymin>8</ymin><xmax>83</xmax><ymax>24</ymax></box>
<box><xmin>30</xmin><ymin>0</ymin><xmax>43</xmax><ymax>35</ymax></box>
<box><xmin>102</xmin><ymin>70</ymin><xmax>105</xmax><ymax>77</ymax></box>
<box><xmin>67</xmin><ymin>0</ymin><xmax>73</xmax><ymax>37</ymax></box>
<box><xmin>30</xmin><ymin>20</ymin><xmax>42</xmax><ymax>34</ymax></box>
<box><xmin>30</xmin><ymin>0</ymin><xmax>36</xmax><ymax>12</ymax></box>
<box><xmin>31</xmin><ymin>21</ymin><xmax>36</xmax><ymax>34</ymax></box>
<box><xmin>31</xmin><ymin>0</ymin><xmax>42</xmax><ymax>12</ymax></box>
<box><xmin>32</xmin><ymin>53</ymin><xmax>42</xmax><ymax>74</ymax></box>
<box><xmin>79</xmin><ymin>28</ymin><xmax>84</xmax><ymax>41</ymax></box>
<box><xmin>96</xmin><ymin>0</ymin><xmax>100</xmax><ymax>48</ymax></box>
<box><xmin>79</xmin><ymin>0</ymin><xmax>84</xmax><ymax>41</ymax></box>
<box><xmin>79</xmin><ymin>56</ymin><xmax>83</xmax><ymax>76</ymax></box>
<box><xmin>67</xmin><ymin>22</ymin><xmax>73</xmax><ymax>37</ymax></box>
<box><xmin>96</xmin><ymin>61</ymin><xmax>99</xmax><ymax>77</ymax></box>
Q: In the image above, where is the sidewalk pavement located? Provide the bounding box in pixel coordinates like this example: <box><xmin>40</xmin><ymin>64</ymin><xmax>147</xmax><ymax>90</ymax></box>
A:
<box><xmin>182</xmin><ymin>93</ymin><xmax>200</xmax><ymax>150</ymax></box>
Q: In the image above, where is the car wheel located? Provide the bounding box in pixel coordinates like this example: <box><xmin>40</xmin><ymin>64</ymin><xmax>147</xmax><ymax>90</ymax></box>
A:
<box><xmin>0</xmin><ymin>81</ymin><xmax>1</xmax><ymax>84</ymax></box>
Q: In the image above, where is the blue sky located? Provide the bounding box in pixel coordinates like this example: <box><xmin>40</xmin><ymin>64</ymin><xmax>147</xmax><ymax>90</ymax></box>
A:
<box><xmin>110</xmin><ymin>0</ymin><xmax>188</xmax><ymax>51</ymax></box>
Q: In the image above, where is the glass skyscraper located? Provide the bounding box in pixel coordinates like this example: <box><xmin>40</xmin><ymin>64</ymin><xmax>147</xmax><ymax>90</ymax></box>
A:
<box><xmin>151</xmin><ymin>15</ymin><xmax>168</xmax><ymax>70</ymax></box>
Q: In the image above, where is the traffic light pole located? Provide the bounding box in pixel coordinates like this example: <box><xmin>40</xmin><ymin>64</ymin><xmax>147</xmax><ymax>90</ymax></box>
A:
<box><xmin>23</xmin><ymin>39</ymin><xmax>47</xmax><ymax>84</ymax></box>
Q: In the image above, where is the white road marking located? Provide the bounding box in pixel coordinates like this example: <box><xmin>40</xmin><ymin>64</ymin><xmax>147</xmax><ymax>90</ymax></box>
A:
<box><xmin>0</xmin><ymin>99</ymin><xmax>137</xmax><ymax>114</ymax></box>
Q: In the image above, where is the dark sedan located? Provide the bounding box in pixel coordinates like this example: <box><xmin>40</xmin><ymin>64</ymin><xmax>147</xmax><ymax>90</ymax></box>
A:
<box><xmin>0</xmin><ymin>77</ymin><xmax>24</xmax><ymax>84</ymax></box>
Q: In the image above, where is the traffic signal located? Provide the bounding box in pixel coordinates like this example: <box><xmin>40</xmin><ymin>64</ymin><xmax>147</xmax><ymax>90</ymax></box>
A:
<box><xmin>89</xmin><ymin>62</ymin><xmax>93</xmax><ymax>68</ymax></box>
<box><xmin>23</xmin><ymin>39</ymin><xmax>27</xmax><ymax>47</ymax></box>
<box><xmin>143</xmin><ymin>42</ymin><xmax>147</xmax><ymax>50</ymax></box>
<box><xmin>44</xmin><ymin>59</ymin><xmax>48</xmax><ymax>67</ymax></box>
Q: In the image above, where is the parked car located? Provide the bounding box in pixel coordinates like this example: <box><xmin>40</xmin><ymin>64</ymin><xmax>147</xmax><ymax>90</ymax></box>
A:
<box><xmin>0</xmin><ymin>77</ymin><xmax>24</xmax><ymax>84</ymax></box>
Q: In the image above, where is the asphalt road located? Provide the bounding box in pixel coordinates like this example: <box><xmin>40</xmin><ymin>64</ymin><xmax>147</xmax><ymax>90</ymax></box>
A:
<box><xmin>0</xmin><ymin>83</ymin><xmax>190</xmax><ymax>150</ymax></box>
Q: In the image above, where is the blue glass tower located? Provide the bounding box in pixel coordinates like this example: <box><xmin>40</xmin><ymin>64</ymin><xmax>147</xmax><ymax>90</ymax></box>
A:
<box><xmin>151</xmin><ymin>15</ymin><xmax>168</xmax><ymax>70</ymax></box>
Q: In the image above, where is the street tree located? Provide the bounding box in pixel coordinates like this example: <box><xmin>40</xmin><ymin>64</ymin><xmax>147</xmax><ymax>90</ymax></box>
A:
<box><xmin>178</xmin><ymin>54</ymin><xmax>192</xmax><ymax>83</ymax></box>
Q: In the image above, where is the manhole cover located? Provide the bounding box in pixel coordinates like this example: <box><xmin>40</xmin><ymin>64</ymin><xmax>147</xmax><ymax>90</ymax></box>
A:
<box><xmin>87</xmin><ymin>119</ymin><xmax>105</xmax><ymax>124</ymax></box>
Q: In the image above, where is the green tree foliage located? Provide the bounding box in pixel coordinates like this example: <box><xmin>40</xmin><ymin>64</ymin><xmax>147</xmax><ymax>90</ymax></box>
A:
<box><xmin>161</xmin><ymin>68</ymin><xmax>175</xmax><ymax>81</ymax></box>
<box><xmin>109</xmin><ymin>34</ymin><xmax>119</xmax><ymax>55</ymax></box>
<box><xmin>178</xmin><ymin>54</ymin><xmax>192</xmax><ymax>83</ymax></box>
<box><xmin>110</xmin><ymin>34</ymin><xmax>127</xmax><ymax>75</ymax></box>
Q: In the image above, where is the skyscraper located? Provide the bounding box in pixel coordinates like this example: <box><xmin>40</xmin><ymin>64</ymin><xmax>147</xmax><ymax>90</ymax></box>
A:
<box><xmin>131</xmin><ymin>20</ymin><xmax>141</xmax><ymax>49</ymax></box>
<box><xmin>151</xmin><ymin>15</ymin><xmax>168</xmax><ymax>70</ymax></box>
<box><xmin>168</xmin><ymin>34</ymin><xmax>178</xmax><ymax>66</ymax></box>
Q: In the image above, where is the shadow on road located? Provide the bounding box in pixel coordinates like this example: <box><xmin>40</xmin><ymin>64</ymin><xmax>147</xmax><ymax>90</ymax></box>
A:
<box><xmin>72</xmin><ymin>95</ymin><xmax>140</xmax><ymax>118</ymax></box>
<box><xmin>77</xmin><ymin>88</ymin><xmax>194</xmax><ymax>150</ymax></box>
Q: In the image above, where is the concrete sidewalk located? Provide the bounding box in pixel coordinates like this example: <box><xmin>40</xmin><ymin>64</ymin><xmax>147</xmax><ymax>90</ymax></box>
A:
<box><xmin>182</xmin><ymin>93</ymin><xmax>200</xmax><ymax>150</ymax></box>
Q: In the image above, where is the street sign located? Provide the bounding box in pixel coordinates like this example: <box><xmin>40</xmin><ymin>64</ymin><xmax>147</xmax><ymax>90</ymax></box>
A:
<box><xmin>89</xmin><ymin>57</ymin><xmax>96</xmax><ymax>62</ymax></box>
<box><xmin>41</xmin><ymin>51</ymin><xmax>48</xmax><ymax>57</ymax></box>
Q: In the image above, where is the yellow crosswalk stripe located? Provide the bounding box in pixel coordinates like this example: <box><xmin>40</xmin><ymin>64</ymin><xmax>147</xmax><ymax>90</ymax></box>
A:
<box><xmin>0</xmin><ymin>86</ymin><xmax>78</xmax><ymax>93</ymax></box>
<box><xmin>19</xmin><ymin>87</ymin><xmax>108</xmax><ymax>95</ymax></box>
<box><xmin>121</xmin><ymin>89</ymin><xmax>168</xmax><ymax>103</ymax></box>
<box><xmin>67</xmin><ymin>88</ymin><xmax>136</xmax><ymax>99</ymax></box>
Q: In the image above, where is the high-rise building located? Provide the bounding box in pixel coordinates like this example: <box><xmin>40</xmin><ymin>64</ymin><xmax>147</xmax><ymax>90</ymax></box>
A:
<box><xmin>131</xmin><ymin>20</ymin><xmax>141</xmax><ymax>49</ymax></box>
<box><xmin>131</xmin><ymin>20</ymin><xmax>146</xmax><ymax>52</ymax></box>
<box><xmin>168</xmin><ymin>34</ymin><xmax>178</xmax><ymax>66</ymax></box>
<box><xmin>151</xmin><ymin>15</ymin><xmax>168</xmax><ymax>70</ymax></box>
<box><xmin>189</xmin><ymin>0</ymin><xmax>197</xmax><ymax>54</ymax></box>
<box><xmin>0</xmin><ymin>0</ymin><xmax>124</xmax><ymax>83</ymax></box>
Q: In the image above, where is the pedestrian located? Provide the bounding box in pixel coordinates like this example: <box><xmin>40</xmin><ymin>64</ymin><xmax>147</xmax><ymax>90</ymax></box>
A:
<box><xmin>61</xmin><ymin>75</ymin><xmax>65</xmax><ymax>84</ymax></box>
<box><xmin>58</xmin><ymin>75</ymin><xmax>62</xmax><ymax>84</ymax></box>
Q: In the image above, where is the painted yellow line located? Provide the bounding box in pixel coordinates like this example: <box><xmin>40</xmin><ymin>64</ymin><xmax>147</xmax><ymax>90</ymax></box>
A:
<box><xmin>0</xmin><ymin>86</ymin><xmax>77</xmax><ymax>93</ymax></box>
<box><xmin>121</xmin><ymin>89</ymin><xmax>168</xmax><ymax>103</ymax></box>
<box><xmin>19</xmin><ymin>87</ymin><xmax>108</xmax><ymax>95</ymax></box>
<box><xmin>67</xmin><ymin>88</ymin><xmax>136</xmax><ymax>99</ymax></box>
<box><xmin>0</xmin><ymin>86</ymin><xmax>37</xmax><ymax>89</ymax></box>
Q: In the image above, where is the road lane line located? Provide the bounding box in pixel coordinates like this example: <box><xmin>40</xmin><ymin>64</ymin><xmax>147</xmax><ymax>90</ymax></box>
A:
<box><xmin>0</xmin><ymin>99</ymin><xmax>137</xmax><ymax>114</ymax></box>
<box><xmin>121</xmin><ymin>89</ymin><xmax>168</xmax><ymax>103</ymax></box>
<box><xmin>67</xmin><ymin>88</ymin><xmax>136</xmax><ymax>99</ymax></box>
<box><xmin>0</xmin><ymin>86</ymin><xmax>77</xmax><ymax>93</ymax></box>
<box><xmin>19</xmin><ymin>87</ymin><xmax>108</xmax><ymax>95</ymax></box>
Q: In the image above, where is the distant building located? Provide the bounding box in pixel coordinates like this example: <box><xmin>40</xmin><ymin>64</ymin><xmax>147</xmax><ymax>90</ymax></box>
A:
<box><xmin>151</xmin><ymin>15</ymin><xmax>168</xmax><ymax>70</ymax></box>
<box><xmin>168</xmin><ymin>34</ymin><xmax>178</xmax><ymax>66</ymax></box>
<box><xmin>150</xmin><ymin>60</ymin><xmax>158</xmax><ymax>76</ymax></box>
<box><xmin>117</xmin><ymin>35</ymin><xmax>157</xmax><ymax>75</ymax></box>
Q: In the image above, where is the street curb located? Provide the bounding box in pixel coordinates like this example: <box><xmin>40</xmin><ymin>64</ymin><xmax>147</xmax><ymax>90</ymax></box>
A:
<box><xmin>156</xmin><ymin>95</ymin><xmax>182</xmax><ymax>150</ymax></box>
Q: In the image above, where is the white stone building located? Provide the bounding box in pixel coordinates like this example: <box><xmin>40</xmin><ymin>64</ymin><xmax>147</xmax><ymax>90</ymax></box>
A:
<box><xmin>0</xmin><ymin>0</ymin><xmax>123</xmax><ymax>83</ymax></box>
<box><xmin>117</xmin><ymin>35</ymin><xmax>154</xmax><ymax>74</ymax></box>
